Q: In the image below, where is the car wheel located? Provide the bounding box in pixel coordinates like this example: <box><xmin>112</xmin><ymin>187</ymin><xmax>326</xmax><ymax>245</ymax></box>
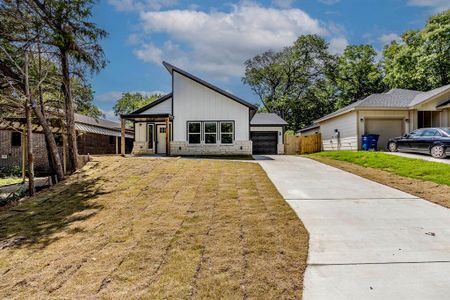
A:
<box><xmin>388</xmin><ymin>142</ymin><xmax>398</xmax><ymax>152</ymax></box>
<box><xmin>430</xmin><ymin>145</ymin><xmax>447</xmax><ymax>159</ymax></box>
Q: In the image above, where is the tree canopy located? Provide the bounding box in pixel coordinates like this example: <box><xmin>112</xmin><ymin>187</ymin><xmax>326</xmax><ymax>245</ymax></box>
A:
<box><xmin>113</xmin><ymin>92</ymin><xmax>162</xmax><ymax>116</ymax></box>
<box><xmin>243</xmin><ymin>9</ymin><xmax>450</xmax><ymax>130</ymax></box>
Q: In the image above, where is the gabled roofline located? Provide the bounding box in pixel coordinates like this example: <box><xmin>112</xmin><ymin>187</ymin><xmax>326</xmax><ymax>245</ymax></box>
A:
<box><xmin>162</xmin><ymin>61</ymin><xmax>258</xmax><ymax>110</ymax></box>
<box><xmin>130</xmin><ymin>93</ymin><xmax>173</xmax><ymax>115</ymax></box>
<box><xmin>410</xmin><ymin>86</ymin><xmax>450</xmax><ymax>108</ymax></box>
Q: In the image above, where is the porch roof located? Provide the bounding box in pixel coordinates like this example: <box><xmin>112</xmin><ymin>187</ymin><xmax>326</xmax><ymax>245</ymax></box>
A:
<box><xmin>120</xmin><ymin>113</ymin><xmax>173</xmax><ymax>122</ymax></box>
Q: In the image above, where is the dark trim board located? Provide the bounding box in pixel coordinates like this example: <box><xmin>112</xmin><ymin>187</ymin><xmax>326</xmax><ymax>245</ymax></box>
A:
<box><xmin>163</xmin><ymin>61</ymin><xmax>258</xmax><ymax>111</ymax></box>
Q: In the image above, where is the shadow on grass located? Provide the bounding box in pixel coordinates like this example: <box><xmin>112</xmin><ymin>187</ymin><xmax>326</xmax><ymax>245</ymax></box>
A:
<box><xmin>0</xmin><ymin>169</ymin><xmax>109</xmax><ymax>250</ymax></box>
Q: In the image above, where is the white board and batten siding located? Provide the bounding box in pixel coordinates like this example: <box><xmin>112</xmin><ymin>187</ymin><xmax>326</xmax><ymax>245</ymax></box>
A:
<box><xmin>320</xmin><ymin>111</ymin><xmax>358</xmax><ymax>151</ymax></box>
<box><xmin>172</xmin><ymin>72</ymin><xmax>250</xmax><ymax>141</ymax></box>
<box><xmin>140</xmin><ymin>97</ymin><xmax>172</xmax><ymax>115</ymax></box>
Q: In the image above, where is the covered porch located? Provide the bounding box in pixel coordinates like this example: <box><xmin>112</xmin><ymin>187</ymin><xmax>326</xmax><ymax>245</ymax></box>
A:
<box><xmin>120</xmin><ymin>114</ymin><xmax>173</xmax><ymax>156</ymax></box>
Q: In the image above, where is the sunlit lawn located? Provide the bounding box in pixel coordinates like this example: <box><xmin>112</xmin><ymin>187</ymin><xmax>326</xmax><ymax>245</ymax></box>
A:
<box><xmin>0</xmin><ymin>156</ymin><xmax>308</xmax><ymax>299</ymax></box>
<box><xmin>0</xmin><ymin>177</ymin><xmax>22</xmax><ymax>187</ymax></box>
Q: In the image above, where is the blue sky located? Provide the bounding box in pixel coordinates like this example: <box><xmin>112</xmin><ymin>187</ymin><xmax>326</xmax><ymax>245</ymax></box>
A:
<box><xmin>90</xmin><ymin>0</ymin><xmax>449</xmax><ymax>120</ymax></box>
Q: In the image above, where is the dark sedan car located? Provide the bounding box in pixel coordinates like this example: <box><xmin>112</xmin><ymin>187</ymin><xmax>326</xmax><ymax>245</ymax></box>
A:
<box><xmin>387</xmin><ymin>128</ymin><xmax>450</xmax><ymax>159</ymax></box>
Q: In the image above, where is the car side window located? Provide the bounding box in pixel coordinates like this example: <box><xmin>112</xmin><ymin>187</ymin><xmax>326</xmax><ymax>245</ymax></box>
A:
<box><xmin>409</xmin><ymin>130</ymin><xmax>423</xmax><ymax>138</ymax></box>
<box><xmin>421</xmin><ymin>129</ymin><xmax>438</xmax><ymax>137</ymax></box>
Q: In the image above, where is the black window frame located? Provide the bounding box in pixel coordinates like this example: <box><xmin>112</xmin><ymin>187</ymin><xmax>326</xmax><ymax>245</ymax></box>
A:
<box><xmin>204</xmin><ymin>122</ymin><xmax>218</xmax><ymax>144</ymax></box>
<box><xmin>220</xmin><ymin>121</ymin><xmax>234</xmax><ymax>144</ymax></box>
<box><xmin>187</xmin><ymin>121</ymin><xmax>201</xmax><ymax>144</ymax></box>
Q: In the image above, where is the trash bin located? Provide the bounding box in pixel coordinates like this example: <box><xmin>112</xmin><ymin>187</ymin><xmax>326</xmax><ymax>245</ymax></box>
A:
<box><xmin>361</xmin><ymin>134</ymin><xmax>380</xmax><ymax>151</ymax></box>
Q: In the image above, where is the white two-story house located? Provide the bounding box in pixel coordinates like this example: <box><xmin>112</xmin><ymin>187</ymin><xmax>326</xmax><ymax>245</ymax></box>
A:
<box><xmin>120</xmin><ymin>62</ymin><xmax>287</xmax><ymax>156</ymax></box>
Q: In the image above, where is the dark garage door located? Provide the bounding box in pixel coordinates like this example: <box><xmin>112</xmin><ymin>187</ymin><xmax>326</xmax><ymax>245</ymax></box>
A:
<box><xmin>251</xmin><ymin>131</ymin><xmax>278</xmax><ymax>154</ymax></box>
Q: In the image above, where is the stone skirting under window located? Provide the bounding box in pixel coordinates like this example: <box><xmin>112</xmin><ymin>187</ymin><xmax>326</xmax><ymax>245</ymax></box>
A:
<box><xmin>132</xmin><ymin>141</ymin><xmax>155</xmax><ymax>155</ymax></box>
<box><xmin>170</xmin><ymin>140</ymin><xmax>252</xmax><ymax>156</ymax></box>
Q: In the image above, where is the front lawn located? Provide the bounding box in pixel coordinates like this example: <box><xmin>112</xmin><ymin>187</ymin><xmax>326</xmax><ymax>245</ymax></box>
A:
<box><xmin>310</xmin><ymin>151</ymin><xmax>450</xmax><ymax>186</ymax></box>
<box><xmin>0</xmin><ymin>177</ymin><xmax>22</xmax><ymax>187</ymax></box>
<box><xmin>0</xmin><ymin>157</ymin><xmax>308</xmax><ymax>299</ymax></box>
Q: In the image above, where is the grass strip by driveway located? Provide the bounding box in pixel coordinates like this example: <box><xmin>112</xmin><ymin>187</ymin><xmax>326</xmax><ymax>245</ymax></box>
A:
<box><xmin>0</xmin><ymin>156</ymin><xmax>308</xmax><ymax>299</ymax></box>
<box><xmin>310</xmin><ymin>151</ymin><xmax>450</xmax><ymax>186</ymax></box>
<box><xmin>308</xmin><ymin>152</ymin><xmax>450</xmax><ymax>209</ymax></box>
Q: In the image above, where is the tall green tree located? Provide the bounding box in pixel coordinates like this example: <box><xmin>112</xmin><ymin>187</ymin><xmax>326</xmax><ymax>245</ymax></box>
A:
<box><xmin>26</xmin><ymin>0</ymin><xmax>107</xmax><ymax>172</ymax></box>
<box><xmin>334</xmin><ymin>45</ymin><xmax>384</xmax><ymax>107</ymax></box>
<box><xmin>243</xmin><ymin>35</ymin><xmax>335</xmax><ymax>129</ymax></box>
<box><xmin>383</xmin><ymin>9</ymin><xmax>450</xmax><ymax>90</ymax></box>
<box><xmin>113</xmin><ymin>92</ymin><xmax>161</xmax><ymax>116</ymax></box>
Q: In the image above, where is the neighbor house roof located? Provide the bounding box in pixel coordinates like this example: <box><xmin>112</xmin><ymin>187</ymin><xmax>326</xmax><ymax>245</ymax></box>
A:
<box><xmin>75</xmin><ymin>113</ymin><xmax>134</xmax><ymax>138</ymax></box>
<box><xmin>296</xmin><ymin>124</ymin><xmax>320</xmax><ymax>134</ymax></box>
<box><xmin>162</xmin><ymin>61</ymin><xmax>258</xmax><ymax>110</ymax></box>
<box><xmin>250</xmin><ymin>113</ymin><xmax>288</xmax><ymax>126</ymax></box>
<box><xmin>316</xmin><ymin>85</ymin><xmax>450</xmax><ymax>123</ymax></box>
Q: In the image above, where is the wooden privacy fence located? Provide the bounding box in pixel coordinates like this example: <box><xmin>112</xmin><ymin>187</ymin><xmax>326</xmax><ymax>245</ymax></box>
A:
<box><xmin>284</xmin><ymin>133</ymin><xmax>322</xmax><ymax>155</ymax></box>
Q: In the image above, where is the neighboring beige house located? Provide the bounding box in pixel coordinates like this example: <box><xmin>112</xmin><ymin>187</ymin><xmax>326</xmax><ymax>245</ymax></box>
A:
<box><xmin>121</xmin><ymin>62</ymin><xmax>287</xmax><ymax>156</ymax></box>
<box><xmin>312</xmin><ymin>85</ymin><xmax>450</xmax><ymax>151</ymax></box>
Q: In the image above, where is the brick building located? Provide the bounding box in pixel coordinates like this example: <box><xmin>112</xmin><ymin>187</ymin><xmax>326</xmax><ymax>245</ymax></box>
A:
<box><xmin>0</xmin><ymin>113</ymin><xmax>134</xmax><ymax>174</ymax></box>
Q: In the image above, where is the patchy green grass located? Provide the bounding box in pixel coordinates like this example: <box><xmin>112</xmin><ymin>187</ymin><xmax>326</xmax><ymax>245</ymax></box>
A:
<box><xmin>0</xmin><ymin>177</ymin><xmax>22</xmax><ymax>187</ymax></box>
<box><xmin>309</xmin><ymin>151</ymin><xmax>450</xmax><ymax>186</ymax></box>
<box><xmin>0</xmin><ymin>157</ymin><xmax>308</xmax><ymax>299</ymax></box>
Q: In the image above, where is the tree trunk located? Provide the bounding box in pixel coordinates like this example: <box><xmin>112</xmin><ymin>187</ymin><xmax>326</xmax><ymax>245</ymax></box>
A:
<box><xmin>31</xmin><ymin>101</ymin><xmax>65</xmax><ymax>181</ymax></box>
<box><xmin>24</xmin><ymin>53</ymin><xmax>35</xmax><ymax>196</ymax></box>
<box><xmin>60</xmin><ymin>48</ymin><xmax>78</xmax><ymax>172</ymax></box>
<box><xmin>37</xmin><ymin>42</ymin><xmax>58</xmax><ymax>183</ymax></box>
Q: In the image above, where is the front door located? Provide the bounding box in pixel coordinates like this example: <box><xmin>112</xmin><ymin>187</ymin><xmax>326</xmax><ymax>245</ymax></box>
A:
<box><xmin>156</xmin><ymin>124</ymin><xmax>166</xmax><ymax>154</ymax></box>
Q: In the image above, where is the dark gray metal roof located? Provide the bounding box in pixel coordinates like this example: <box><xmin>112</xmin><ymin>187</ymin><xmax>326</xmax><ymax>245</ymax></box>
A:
<box><xmin>74</xmin><ymin>114</ymin><xmax>133</xmax><ymax>138</ymax></box>
<box><xmin>163</xmin><ymin>61</ymin><xmax>258</xmax><ymax>110</ymax></box>
<box><xmin>250</xmin><ymin>113</ymin><xmax>288</xmax><ymax>126</ymax></box>
<box><xmin>296</xmin><ymin>124</ymin><xmax>320</xmax><ymax>133</ymax></box>
<box><xmin>316</xmin><ymin>85</ymin><xmax>450</xmax><ymax>122</ymax></box>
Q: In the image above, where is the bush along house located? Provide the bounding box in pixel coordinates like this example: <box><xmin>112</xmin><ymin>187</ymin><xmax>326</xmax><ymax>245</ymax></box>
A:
<box><xmin>0</xmin><ymin>113</ymin><xmax>134</xmax><ymax>175</ymax></box>
<box><xmin>120</xmin><ymin>62</ymin><xmax>287</xmax><ymax>156</ymax></box>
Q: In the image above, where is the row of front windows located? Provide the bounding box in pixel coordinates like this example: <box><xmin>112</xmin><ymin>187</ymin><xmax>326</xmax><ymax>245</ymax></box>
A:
<box><xmin>187</xmin><ymin>121</ymin><xmax>234</xmax><ymax>144</ymax></box>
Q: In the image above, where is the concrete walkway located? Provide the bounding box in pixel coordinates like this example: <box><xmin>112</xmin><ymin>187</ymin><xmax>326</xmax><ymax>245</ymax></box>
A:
<box><xmin>258</xmin><ymin>155</ymin><xmax>450</xmax><ymax>299</ymax></box>
<box><xmin>386</xmin><ymin>151</ymin><xmax>450</xmax><ymax>165</ymax></box>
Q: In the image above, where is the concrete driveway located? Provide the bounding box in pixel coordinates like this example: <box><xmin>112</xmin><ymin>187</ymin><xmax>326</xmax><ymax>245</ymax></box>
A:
<box><xmin>385</xmin><ymin>151</ymin><xmax>450</xmax><ymax>165</ymax></box>
<box><xmin>257</xmin><ymin>155</ymin><xmax>450</xmax><ymax>299</ymax></box>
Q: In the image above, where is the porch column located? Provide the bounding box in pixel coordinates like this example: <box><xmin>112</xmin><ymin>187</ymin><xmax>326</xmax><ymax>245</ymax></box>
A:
<box><xmin>121</xmin><ymin>118</ymin><xmax>126</xmax><ymax>157</ymax></box>
<box><xmin>165</xmin><ymin>117</ymin><xmax>170</xmax><ymax>155</ymax></box>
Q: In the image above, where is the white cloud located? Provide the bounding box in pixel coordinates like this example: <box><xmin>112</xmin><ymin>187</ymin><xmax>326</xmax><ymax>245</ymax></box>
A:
<box><xmin>96</xmin><ymin>91</ymin><xmax>123</xmax><ymax>103</ymax></box>
<box><xmin>108</xmin><ymin>0</ymin><xmax>178</xmax><ymax>12</ymax></box>
<box><xmin>135</xmin><ymin>2</ymin><xmax>329</xmax><ymax>79</ymax></box>
<box><xmin>272</xmin><ymin>0</ymin><xmax>294</xmax><ymax>8</ymax></box>
<box><xmin>407</xmin><ymin>0</ymin><xmax>450</xmax><ymax>11</ymax></box>
<box><xmin>101</xmin><ymin>109</ymin><xmax>119</xmax><ymax>121</ymax></box>
<box><xmin>319</xmin><ymin>0</ymin><xmax>340</xmax><ymax>5</ymax></box>
<box><xmin>329</xmin><ymin>37</ymin><xmax>348</xmax><ymax>54</ymax></box>
<box><xmin>379</xmin><ymin>33</ymin><xmax>401</xmax><ymax>45</ymax></box>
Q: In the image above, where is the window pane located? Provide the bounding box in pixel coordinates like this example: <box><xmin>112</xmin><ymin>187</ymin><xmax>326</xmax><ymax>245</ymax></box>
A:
<box><xmin>432</xmin><ymin>111</ymin><xmax>440</xmax><ymax>127</ymax></box>
<box><xmin>422</xmin><ymin>129</ymin><xmax>437</xmax><ymax>136</ymax></box>
<box><xmin>221</xmin><ymin>122</ymin><xmax>233</xmax><ymax>133</ymax></box>
<box><xmin>189</xmin><ymin>122</ymin><xmax>201</xmax><ymax>133</ymax></box>
<box><xmin>11</xmin><ymin>132</ymin><xmax>21</xmax><ymax>147</ymax></box>
<box><xmin>221</xmin><ymin>133</ymin><xmax>233</xmax><ymax>144</ymax></box>
<box><xmin>189</xmin><ymin>134</ymin><xmax>200</xmax><ymax>144</ymax></box>
<box><xmin>205</xmin><ymin>122</ymin><xmax>217</xmax><ymax>133</ymax></box>
<box><xmin>205</xmin><ymin>134</ymin><xmax>216</xmax><ymax>144</ymax></box>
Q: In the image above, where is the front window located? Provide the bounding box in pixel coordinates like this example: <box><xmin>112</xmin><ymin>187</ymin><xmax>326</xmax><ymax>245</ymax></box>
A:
<box><xmin>188</xmin><ymin>122</ymin><xmax>201</xmax><ymax>144</ymax></box>
<box><xmin>418</xmin><ymin>111</ymin><xmax>441</xmax><ymax>128</ymax></box>
<box><xmin>204</xmin><ymin>122</ymin><xmax>217</xmax><ymax>144</ymax></box>
<box><xmin>220</xmin><ymin>122</ymin><xmax>234</xmax><ymax>144</ymax></box>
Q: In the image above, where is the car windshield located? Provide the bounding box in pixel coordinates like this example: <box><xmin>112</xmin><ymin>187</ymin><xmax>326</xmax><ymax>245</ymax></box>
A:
<box><xmin>441</xmin><ymin>128</ymin><xmax>450</xmax><ymax>136</ymax></box>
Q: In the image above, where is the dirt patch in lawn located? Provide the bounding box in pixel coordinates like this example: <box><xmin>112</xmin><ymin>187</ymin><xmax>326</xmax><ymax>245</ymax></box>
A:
<box><xmin>0</xmin><ymin>156</ymin><xmax>308</xmax><ymax>299</ymax></box>
<box><xmin>310</xmin><ymin>156</ymin><xmax>450</xmax><ymax>209</ymax></box>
